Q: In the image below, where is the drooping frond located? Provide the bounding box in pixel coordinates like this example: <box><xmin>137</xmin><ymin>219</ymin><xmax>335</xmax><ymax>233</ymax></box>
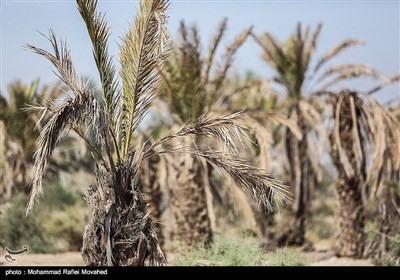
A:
<box><xmin>77</xmin><ymin>0</ymin><xmax>119</xmax><ymax>126</ymax></box>
<box><xmin>27</xmin><ymin>92</ymin><xmax>107</xmax><ymax>215</ymax></box>
<box><xmin>119</xmin><ymin>0</ymin><xmax>170</xmax><ymax>159</ymax></box>
<box><xmin>329</xmin><ymin>89</ymin><xmax>400</xmax><ymax>196</ymax></box>
<box><xmin>160</xmin><ymin>148</ymin><xmax>291</xmax><ymax>211</ymax></box>
<box><xmin>314</xmin><ymin>39</ymin><xmax>365</xmax><ymax>73</ymax></box>
<box><xmin>316</xmin><ymin>64</ymin><xmax>388</xmax><ymax>91</ymax></box>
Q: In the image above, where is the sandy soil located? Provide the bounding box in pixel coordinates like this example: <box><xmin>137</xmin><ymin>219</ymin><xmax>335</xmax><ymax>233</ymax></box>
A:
<box><xmin>0</xmin><ymin>252</ymin><xmax>84</xmax><ymax>266</ymax></box>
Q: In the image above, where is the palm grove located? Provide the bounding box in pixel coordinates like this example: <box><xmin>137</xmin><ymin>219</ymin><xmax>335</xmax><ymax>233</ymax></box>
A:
<box><xmin>0</xmin><ymin>0</ymin><xmax>398</xmax><ymax>266</ymax></box>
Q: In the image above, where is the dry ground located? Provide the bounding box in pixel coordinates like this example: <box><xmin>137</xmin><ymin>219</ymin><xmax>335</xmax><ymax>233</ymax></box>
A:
<box><xmin>0</xmin><ymin>251</ymin><xmax>373</xmax><ymax>266</ymax></box>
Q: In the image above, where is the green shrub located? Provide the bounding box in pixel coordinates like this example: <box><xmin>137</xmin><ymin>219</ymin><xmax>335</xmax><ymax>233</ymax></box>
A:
<box><xmin>266</xmin><ymin>249</ymin><xmax>308</xmax><ymax>266</ymax></box>
<box><xmin>0</xmin><ymin>194</ymin><xmax>54</xmax><ymax>253</ymax></box>
<box><xmin>174</xmin><ymin>235</ymin><xmax>267</xmax><ymax>266</ymax></box>
<box><xmin>0</xmin><ymin>181</ymin><xmax>88</xmax><ymax>253</ymax></box>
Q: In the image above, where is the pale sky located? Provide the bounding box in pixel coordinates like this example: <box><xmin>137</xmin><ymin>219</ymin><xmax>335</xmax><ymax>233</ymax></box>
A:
<box><xmin>1</xmin><ymin>0</ymin><xmax>399</xmax><ymax>103</ymax></box>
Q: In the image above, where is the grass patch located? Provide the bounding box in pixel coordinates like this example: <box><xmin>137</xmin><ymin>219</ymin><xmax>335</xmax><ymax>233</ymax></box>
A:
<box><xmin>266</xmin><ymin>248</ymin><xmax>308</xmax><ymax>266</ymax></box>
<box><xmin>174</xmin><ymin>235</ymin><xmax>309</xmax><ymax>266</ymax></box>
<box><xmin>174</xmin><ymin>235</ymin><xmax>266</xmax><ymax>266</ymax></box>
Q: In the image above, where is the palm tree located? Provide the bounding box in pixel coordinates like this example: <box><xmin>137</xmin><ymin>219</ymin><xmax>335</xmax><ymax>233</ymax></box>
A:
<box><xmin>327</xmin><ymin>84</ymin><xmax>400</xmax><ymax>258</ymax></box>
<box><xmin>252</xmin><ymin>23</ymin><xmax>384</xmax><ymax>246</ymax></box>
<box><xmin>0</xmin><ymin>80</ymin><xmax>76</xmax><ymax>200</ymax></box>
<box><xmin>154</xmin><ymin>19</ymin><xmax>254</xmax><ymax>247</ymax></box>
<box><xmin>26</xmin><ymin>0</ymin><xmax>289</xmax><ymax>266</ymax></box>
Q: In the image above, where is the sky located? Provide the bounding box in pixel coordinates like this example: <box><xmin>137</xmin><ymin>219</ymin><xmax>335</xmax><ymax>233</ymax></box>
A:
<box><xmin>1</xmin><ymin>0</ymin><xmax>399</xmax><ymax>103</ymax></box>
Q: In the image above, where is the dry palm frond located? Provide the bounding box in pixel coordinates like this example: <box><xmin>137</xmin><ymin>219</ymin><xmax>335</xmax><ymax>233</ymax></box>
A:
<box><xmin>317</xmin><ymin>64</ymin><xmax>387</xmax><ymax>84</ymax></box>
<box><xmin>313</xmin><ymin>39</ymin><xmax>365</xmax><ymax>73</ymax></box>
<box><xmin>27</xmin><ymin>31</ymin><xmax>84</xmax><ymax>95</ymax></box>
<box><xmin>367</xmin><ymin>73</ymin><xmax>400</xmax><ymax>95</ymax></box>
<box><xmin>204</xmin><ymin>17</ymin><xmax>228</xmax><ymax>84</ymax></box>
<box><xmin>145</xmin><ymin>111</ymin><xmax>249</xmax><ymax>157</ymax></box>
<box><xmin>142</xmin><ymin>111</ymin><xmax>291</xmax><ymax>211</ymax></box>
<box><xmin>361</xmin><ymin>95</ymin><xmax>400</xmax><ymax>194</ymax></box>
<box><xmin>77</xmin><ymin>0</ymin><xmax>119</xmax><ymax>127</ymax></box>
<box><xmin>119</xmin><ymin>0</ymin><xmax>170</xmax><ymax>159</ymax></box>
<box><xmin>304</xmin><ymin>23</ymin><xmax>322</xmax><ymax>67</ymax></box>
<box><xmin>176</xmin><ymin>148</ymin><xmax>291</xmax><ymax>211</ymax></box>
<box><xmin>317</xmin><ymin>64</ymin><xmax>388</xmax><ymax>91</ymax></box>
<box><xmin>212</xmin><ymin>26</ymin><xmax>253</xmax><ymax>98</ymax></box>
<box><xmin>245</xmin><ymin>110</ymin><xmax>302</xmax><ymax>141</ymax></box>
<box><xmin>27</xmin><ymin>92</ymin><xmax>106</xmax><ymax>214</ymax></box>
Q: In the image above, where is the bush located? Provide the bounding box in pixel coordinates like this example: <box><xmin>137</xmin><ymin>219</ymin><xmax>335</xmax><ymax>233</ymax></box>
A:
<box><xmin>266</xmin><ymin>248</ymin><xmax>308</xmax><ymax>266</ymax></box>
<box><xmin>0</xmin><ymin>181</ymin><xmax>88</xmax><ymax>253</ymax></box>
<box><xmin>0</xmin><ymin>194</ymin><xmax>53</xmax><ymax>253</ymax></box>
<box><xmin>174</xmin><ymin>235</ymin><xmax>267</xmax><ymax>266</ymax></box>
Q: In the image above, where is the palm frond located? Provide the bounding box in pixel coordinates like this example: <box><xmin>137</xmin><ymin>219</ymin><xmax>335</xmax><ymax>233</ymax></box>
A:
<box><xmin>212</xmin><ymin>26</ymin><xmax>253</xmax><ymax>96</ymax></box>
<box><xmin>304</xmin><ymin>23</ymin><xmax>322</xmax><ymax>67</ymax></box>
<box><xmin>314</xmin><ymin>39</ymin><xmax>365</xmax><ymax>73</ymax></box>
<box><xmin>317</xmin><ymin>64</ymin><xmax>386</xmax><ymax>85</ymax></box>
<box><xmin>119</xmin><ymin>0</ymin><xmax>170</xmax><ymax>159</ymax></box>
<box><xmin>367</xmin><ymin>73</ymin><xmax>400</xmax><ymax>95</ymax></box>
<box><xmin>145</xmin><ymin>111</ymin><xmax>249</xmax><ymax>156</ymax></box>
<box><xmin>27</xmin><ymin>93</ymin><xmax>106</xmax><ymax>215</ymax></box>
<box><xmin>77</xmin><ymin>0</ymin><xmax>119</xmax><ymax>126</ymax></box>
<box><xmin>204</xmin><ymin>17</ymin><xmax>228</xmax><ymax>84</ymax></box>
<box><xmin>27</xmin><ymin>31</ymin><xmax>84</xmax><ymax>95</ymax></box>
<box><xmin>166</xmin><ymin>148</ymin><xmax>291</xmax><ymax>211</ymax></box>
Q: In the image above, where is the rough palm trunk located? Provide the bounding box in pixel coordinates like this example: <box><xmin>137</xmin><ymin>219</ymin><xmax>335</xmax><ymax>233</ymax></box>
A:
<box><xmin>377</xmin><ymin>186</ymin><xmax>400</xmax><ymax>257</ymax></box>
<box><xmin>253</xmin><ymin>204</ymin><xmax>275</xmax><ymax>244</ymax></box>
<box><xmin>334</xmin><ymin>177</ymin><xmax>365</xmax><ymax>258</ymax></box>
<box><xmin>141</xmin><ymin>154</ymin><xmax>165</xmax><ymax>247</ymax></box>
<box><xmin>330</xmin><ymin>93</ymin><xmax>367</xmax><ymax>258</ymax></box>
<box><xmin>167</xmin><ymin>153</ymin><xmax>212</xmax><ymax>247</ymax></box>
<box><xmin>278</xmin><ymin>107</ymin><xmax>313</xmax><ymax>246</ymax></box>
<box><xmin>82</xmin><ymin>162</ymin><xmax>165</xmax><ymax>266</ymax></box>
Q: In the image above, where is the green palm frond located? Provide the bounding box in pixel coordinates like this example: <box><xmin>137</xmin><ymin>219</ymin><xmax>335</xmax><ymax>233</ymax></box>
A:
<box><xmin>119</xmin><ymin>0</ymin><xmax>170</xmax><ymax>159</ymax></box>
<box><xmin>253</xmin><ymin>23</ymin><xmax>370</xmax><ymax>101</ymax></box>
<box><xmin>77</xmin><ymin>0</ymin><xmax>119</xmax><ymax>128</ymax></box>
<box><xmin>161</xmin><ymin>19</ymin><xmax>251</xmax><ymax>123</ymax></box>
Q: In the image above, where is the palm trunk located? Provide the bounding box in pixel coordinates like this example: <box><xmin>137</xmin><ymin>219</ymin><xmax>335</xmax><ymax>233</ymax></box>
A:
<box><xmin>334</xmin><ymin>177</ymin><xmax>365</xmax><ymax>258</ymax></box>
<box><xmin>82</xmin><ymin>162</ymin><xmax>165</xmax><ymax>266</ymax></box>
<box><xmin>330</xmin><ymin>93</ymin><xmax>367</xmax><ymax>258</ymax></box>
<box><xmin>167</xmin><ymin>154</ymin><xmax>212</xmax><ymax>247</ymax></box>
<box><xmin>278</xmin><ymin>107</ymin><xmax>313</xmax><ymax>247</ymax></box>
<box><xmin>377</xmin><ymin>185</ymin><xmax>400</xmax><ymax>257</ymax></box>
<box><xmin>141</xmin><ymin>154</ymin><xmax>164</xmax><ymax>248</ymax></box>
<box><xmin>252</xmin><ymin>204</ymin><xmax>275</xmax><ymax>244</ymax></box>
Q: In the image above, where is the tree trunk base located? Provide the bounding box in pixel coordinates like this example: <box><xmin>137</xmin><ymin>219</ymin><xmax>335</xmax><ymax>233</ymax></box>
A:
<box><xmin>334</xmin><ymin>179</ymin><xmax>365</xmax><ymax>259</ymax></box>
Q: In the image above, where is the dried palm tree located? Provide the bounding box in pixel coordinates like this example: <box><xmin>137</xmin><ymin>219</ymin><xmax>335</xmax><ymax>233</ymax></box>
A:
<box><xmin>327</xmin><ymin>84</ymin><xmax>400</xmax><ymax>258</ymax></box>
<box><xmin>252</xmin><ymin>22</ymin><xmax>384</xmax><ymax>246</ymax></box>
<box><xmin>0</xmin><ymin>80</ymin><xmax>81</xmax><ymax>200</ymax></box>
<box><xmin>26</xmin><ymin>0</ymin><xmax>289</xmax><ymax>266</ymax></box>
